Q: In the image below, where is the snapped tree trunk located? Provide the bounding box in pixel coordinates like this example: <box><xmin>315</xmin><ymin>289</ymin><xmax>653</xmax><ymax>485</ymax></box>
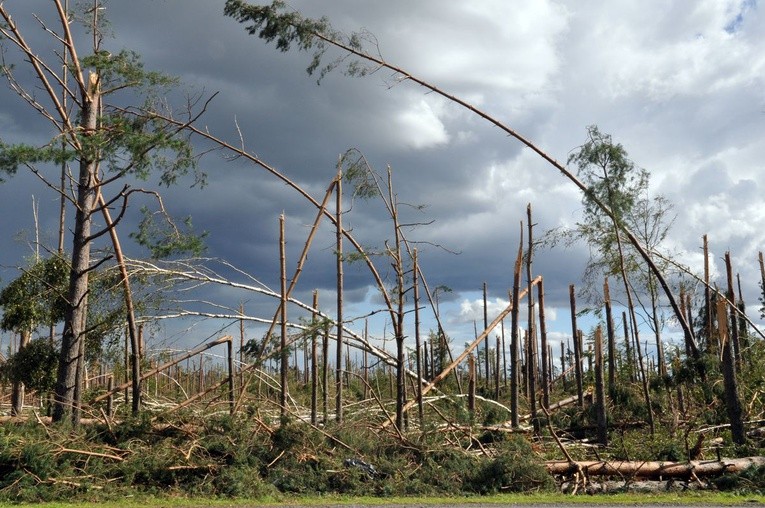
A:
<box><xmin>594</xmin><ymin>327</ymin><xmax>608</xmax><ymax>445</ymax></box>
<box><xmin>569</xmin><ymin>284</ymin><xmax>584</xmax><ymax>407</ymax></box>
<box><xmin>335</xmin><ymin>166</ymin><xmax>344</xmax><ymax>423</ymax></box>
<box><xmin>716</xmin><ymin>299</ymin><xmax>746</xmax><ymax>445</ymax></box>
<box><xmin>510</xmin><ymin>225</ymin><xmax>523</xmax><ymax>428</ymax></box>
<box><xmin>526</xmin><ymin>204</ymin><xmax>538</xmax><ymax>431</ymax></box>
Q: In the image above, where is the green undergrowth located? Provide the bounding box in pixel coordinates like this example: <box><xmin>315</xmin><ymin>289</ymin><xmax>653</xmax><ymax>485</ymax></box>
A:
<box><xmin>1</xmin><ymin>402</ymin><xmax>764</xmax><ymax>504</ymax></box>
<box><xmin>0</xmin><ymin>412</ymin><xmax>553</xmax><ymax>503</ymax></box>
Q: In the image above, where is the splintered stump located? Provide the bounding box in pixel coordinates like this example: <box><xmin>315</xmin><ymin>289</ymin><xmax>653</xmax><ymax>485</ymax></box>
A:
<box><xmin>546</xmin><ymin>457</ymin><xmax>765</xmax><ymax>479</ymax></box>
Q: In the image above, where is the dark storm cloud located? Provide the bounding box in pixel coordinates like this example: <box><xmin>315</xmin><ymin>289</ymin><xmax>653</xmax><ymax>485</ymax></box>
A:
<box><xmin>1</xmin><ymin>0</ymin><xmax>764</xmax><ymax>348</ymax></box>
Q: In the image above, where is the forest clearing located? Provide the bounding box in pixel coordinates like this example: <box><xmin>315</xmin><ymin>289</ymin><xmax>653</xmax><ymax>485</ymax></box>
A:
<box><xmin>0</xmin><ymin>0</ymin><xmax>764</xmax><ymax>502</ymax></box>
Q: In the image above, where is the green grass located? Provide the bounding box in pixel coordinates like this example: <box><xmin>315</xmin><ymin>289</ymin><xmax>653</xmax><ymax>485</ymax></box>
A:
<box><xmin>6</xmin><ymin>492</ymin><xmax>765</xmax><ymax>508</ymax></box>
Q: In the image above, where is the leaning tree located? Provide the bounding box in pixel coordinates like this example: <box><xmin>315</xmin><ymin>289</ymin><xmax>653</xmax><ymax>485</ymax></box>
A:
<box><xmin>0</xmin><ymin>2</ymin><xmax>203</xmax><ymax>425</ymax></box>
<box><xmin>222</xmin><ymin>0</ymin><xmax>702</xmax><ymax>364</ymax></box>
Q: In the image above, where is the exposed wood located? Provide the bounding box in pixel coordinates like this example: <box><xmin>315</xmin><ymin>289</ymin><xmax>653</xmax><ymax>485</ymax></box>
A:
<box><xmin>279</xmin><ymin>213</ymin><xmax>288</xmax><ymax>418</ymax></box>
<box><xmin>93</xmin><ymin>336</ymin><xmax>232</xmax><ymax>403</ymax></box>
<box><xmin>724</xmin><ymin>252</ymin><xmax>741</xmax><ymax>372</ymax></box>
<box><xmin>569</xmin><ymin>284</ymin><xmax>584</xmax><ymax>407</ymax></box>
<box><xmin>384</xmin><ymin>276</ymin><xmax>541</xmax><ymax>427</ymax></box>
<box><xmin>546</xmin><ymin>457</ymin><xmax>765</xmax><ymax>478</ymax></box>
<box><xmin>536</xmin><ymin>280</ymin><xmax>549</xmax><ymax>408</ymax></box>
<box><xmin>603</xmin><ymin>278</ymin><xmax>616</xmax><ymax>390</ymax></box>
<box><xmin>705</xmin><ymin>235</ymin><xmax>714</xmax><ymax>353</ymax></box>
<box><xmin>717</xmin><ymin>298</ymin><xmax>746</xmax><ymax>445</ymax></box>
<box><xmin>467</xmin><ymin>354</ymin><xmax>475</xmax><ymax>414</ymax></box>
<box><xmin>594</xmin><ymin>326</ymin><xmax>608</xmax><ymax>445</ymax></box>
<box><xmin>520</xmin><ymin>391</ymin><xmax>591</xmax><ymax>421</ymax></box>
<box><xmin>482</xmin><ymin>281</ymin><xmax>489</xmax><ymax>390</ymax></box>
<box><xmin>510</xmin><ymin>225</ymin><xmax>524</xmax><ymax>427</ymax></box>
<box><xmin>310</xmin><ymin>290</ymin><xmax>318</xmax><ymax>426</ymax></box>
<box><xmin>227</xmin><ymin>336</ymin><xmax>235</xmax><ymax>415</ymax></box>
<box><xmin>413</xmin><ymin>249</ymin><xmax>424</xmax><ymax>426</ymax></box>
<box><xmin>526</xmin><ymin>203</ymin><xmax>538</xmax><ymax>431</ymax></box>
<box><xmin>335</xmin><ymin>163</ymin><xmax>344</xmax><ymax>423</ymax></box>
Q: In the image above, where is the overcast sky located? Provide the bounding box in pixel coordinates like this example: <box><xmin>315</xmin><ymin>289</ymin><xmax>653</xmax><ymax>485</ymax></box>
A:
<box><xmin>1</xmin><ymin>1</ymin><xmax>763</xmax><ymax>359</ymax></box>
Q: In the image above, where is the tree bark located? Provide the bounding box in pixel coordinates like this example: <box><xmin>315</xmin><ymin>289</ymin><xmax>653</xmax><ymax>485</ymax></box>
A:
<box><xmin>413</xmin><ymin>249</ymin><xmax>424</xmax><ymax>426</ymax></box>
<box><xmin>53</xmin><ymin>72</ymin><xmax>100</xmax><ymax>426</ymax></box>
<box><xmin>546</xmin><ymin>457</ymin><xmax>765</xmax><ymax>478</ymax></box>
<box><xmin>510</xmin><ymin>226</ymin><xmax>523</xmax><ymax>427</ymax></box>
<box><xmin>10</xmin><ymin>330</ymin><xmax>31</xmax><ymax>416</ymax></box>
<box><xmin>716</xmin><ymin>299</ymin><xmax>746</xmax><ymax>445</ymax></box>
<box><xmin>98</xmin><ymin>193</ymin><xmax>142</xmax><ymax>415</ymax></box>
<box><xmin>526</xmin><ymin>204</ymin><xmax>538</xmax><ymax>431</ymax></box>
<box><xmin>482</xmin><ymin>281</ymin><xmax>489</xmax><ymax>391</ymax></box>
<box><xmin>603</xmin><ymin>279</ymin><xmax>616</xmax><ymax>391</ymax></box>
<box><xmin>594</xmin><ymin>327</ymin><xmax>608</xmax><ymax>445</ymax></box>
<box><xmin>569</xmin><ymin>284</ymin><xmax>584</xmax><ymax>407</ymax></box>
<box><xmin>705</xmin><ymin>235</ymin><xmax>715</xmax><ymax>353</ymax></box>
<box><xmin>279</xmin><ymin>214</ymin><xmax>288</xmax><ymax>418</ymax></box>
<box><xmin>724</xmin><ymin>252</ymin><xmax>741</xmax><ymax>373</ymax></box>
<box><xmin>335</xmin><ymin>166</ymin><xmax>344</xmax><ymax>423</ymax></box>
<box><xmin>310</xmin><ymin>290</ymin><xmax>318</xmax><ymax>425</ymax></box>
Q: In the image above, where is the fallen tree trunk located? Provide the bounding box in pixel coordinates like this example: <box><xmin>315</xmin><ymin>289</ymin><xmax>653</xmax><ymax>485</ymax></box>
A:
<box><xmin>546</xmin><ymin>457</ymin><xmax>765</xmax><ymax>479</ymax></box>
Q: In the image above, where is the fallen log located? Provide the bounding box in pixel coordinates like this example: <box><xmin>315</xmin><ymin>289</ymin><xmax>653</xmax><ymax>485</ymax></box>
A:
<box><xmin>546</xmin><ymin>456</ymin><xmax>765</xmax><ymax>479</ymax></box>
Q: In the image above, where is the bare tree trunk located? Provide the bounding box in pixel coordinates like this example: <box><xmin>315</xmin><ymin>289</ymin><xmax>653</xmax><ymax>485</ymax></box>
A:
<box><xmin>386</xmin><ymin>277</ymin><xmax>540</xmax><ymax>427</ymax></box>
<box><xmin>468</xmin><ymin>353</ymin><xmax>476</xmax><ymax>415</ymax></box>
<box><xmin>10</xmin><ymin>330</ymin><xmax>30</xmax><ymax>416</ymax></box>
<box><xmin>569</xmin><ymin>284</ymin><xmax>584</xmax><ymax>407</ymax></box>
<box><xmin>310</xmin><ymin>291</ymin><xmax>318</xmax><ymax>425</ymax></box>
<box><xmin>705</xmin><ymin>235</ymin><xmax>715</xmax><ymax>354</ymax></box>
<box><xmin>510</xmin><ymin>225</ymin><xmax>523</xmax><ymax>428</ymax></box>
<box><xmin>547</xmin><ymin>457</ymin><xmax>765</xmax><ymax>478</ymax></box>
<box><xmin>629</xmin><ymin>304</ymin><xmax>654</xmax><ymax>434</ymax></box>
<box><xmin>603</xmin><ymin>279</ymin><xmax>616</xmax><ymax>391</ymax></box>
<box><xmin>716</xmin><ymin>299</ymin><xmax>746</xmax><ymax>445</ymax></box>
<box><xmin>322</xmin><ymin>320</ymin><xmax>329</xmax><ymax>423</ymax></box>
<box><xmin>647</xmin><ymin>272</ymin><xmax>666</xmax><ymax>377</ymax></box>
<box><xmin>526</xmin><ymin>204</ymin><xmax>538</xmax><ymax>431</ymax></box>
<box><xmin>227</xmin><ymin>337</ymin><xmax>235</xmax><ymax>415</ymax></box>
<box><xmin>483</xmin><ymin>282</ymin><xmax>489</xmax><ymax>391</ymax></box>
<box><xmin>594</xmin><ymin>327</ymin><xmax>608</xmax><ymax>445</ymax></box>
<box><xmin>622</xmin><ymin>311</ymin><xmax>634</xmax><ymax>383</ymax></box>
<box><xmin>413</xmin><ymin>249</ymin><xmax>424</xmax><ymax>427</ymax></box>
<box><xmin>53</xmin><ymin>73</ymin><xmax>100</xmax><ymax>426</ymax></box>
<box><xmin>98</xmin><ymin>193</ymin><xmax>142</xmax><ymax>415</ymax></box>
<box><xmin>724</xmin><ymin>252</ymin><xmax>741</xmax><ymax>373</ymax></box>
<box><xmin>501</xmin><ymin>320</ymin><xmax>508</xmax><ymax>388</ymax></box>
<box><xmin>389</xmin><ymin>170</ymin><xmax>406</xmax><ymax>432</ymax></box>
<box><xmin>363</xmin><ymin>320</ymin><xmax>369</xmax><ymax>398</ymax></box>
<box><xmin>335</xmin><ymin>166</ymin><xmax>344</xmax><ymax>423</ymax></box>
<box><xmin>279</xmin><ymin>214</ymin><xmax>288</xmax><ymax>418</ymax></box>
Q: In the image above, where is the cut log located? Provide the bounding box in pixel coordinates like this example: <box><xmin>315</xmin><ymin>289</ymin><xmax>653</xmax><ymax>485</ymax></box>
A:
<box><xmin>546</xmin><ymin>456</ymin><xmax>765</xmax><ymax>479</ymax></box>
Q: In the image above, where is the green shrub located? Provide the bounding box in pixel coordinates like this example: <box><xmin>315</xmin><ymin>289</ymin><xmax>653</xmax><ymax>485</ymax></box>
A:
<box><xmin>467</xmin><ymin>435</ymin><xmax>554</xmax><ymax>494</ymax></box>
<box><xmin>712</xmin><ymin>465</ymin><xmax>765</xmax><ymax>494</ymax></box>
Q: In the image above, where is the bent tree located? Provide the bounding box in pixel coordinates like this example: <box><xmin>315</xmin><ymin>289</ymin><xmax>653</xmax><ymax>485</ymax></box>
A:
<box><xmin>223</xmin><ymin>0</ymin><xmax>700</xmax><ymax>356</ymax></box>
<box><xmin>0</xmin><ymin>2</ymin><xmax>201</xmax><ymax>425</ymax></box>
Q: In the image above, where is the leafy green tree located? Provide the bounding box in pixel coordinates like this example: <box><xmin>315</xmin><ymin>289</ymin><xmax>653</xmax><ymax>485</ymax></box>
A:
<box><xmin>2</xmin><ymin>338</ymin><xmax>59</xmax><ymax>395</ymax></box>
<box><xmin>566</xmin><ymin>125</ymin><xmax>656</xmax><ymax>432</ymax></box>
<box><xmin>0</xmin><ymin>255</ymin><xmax>68</xmax><ymax>415</ymax></box>
<box><xmin>0</xmin><ymin>2</ymin><xmax>202</xmax><ymax>424</ymax></box>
